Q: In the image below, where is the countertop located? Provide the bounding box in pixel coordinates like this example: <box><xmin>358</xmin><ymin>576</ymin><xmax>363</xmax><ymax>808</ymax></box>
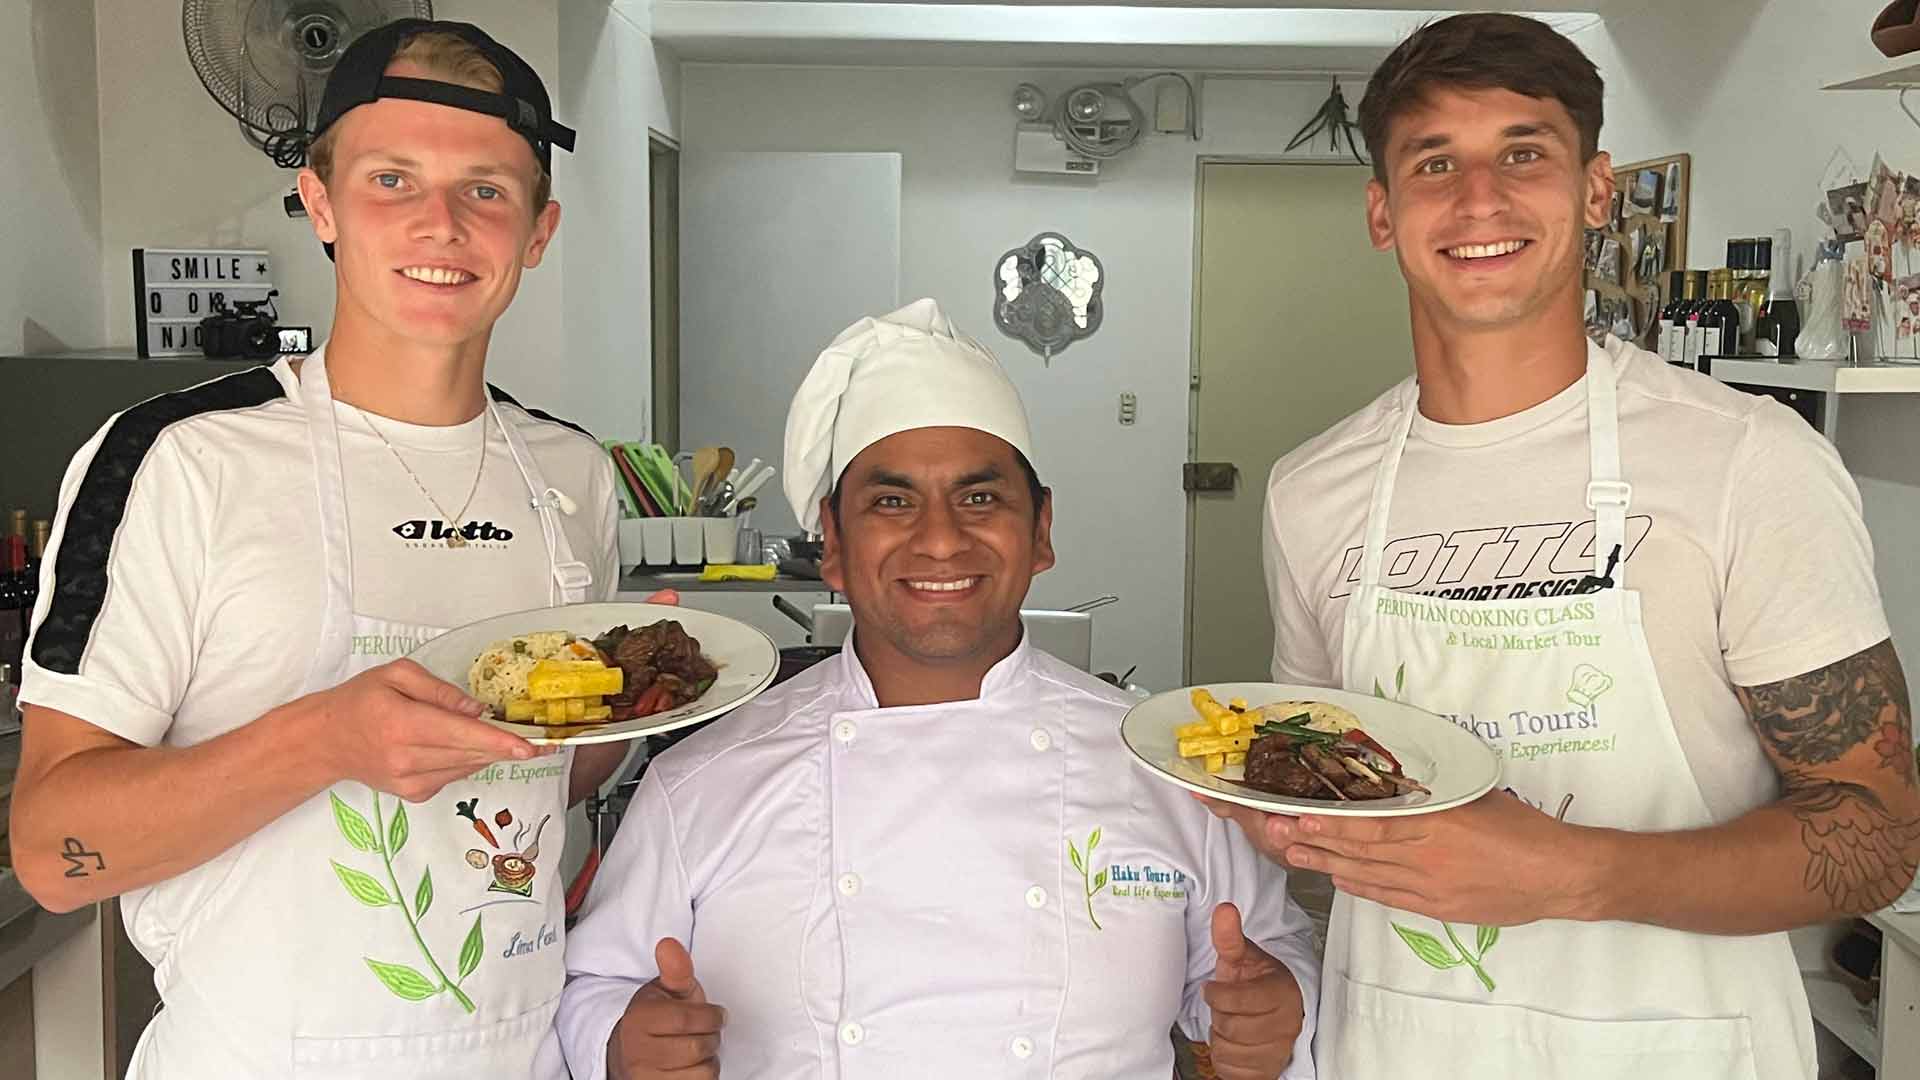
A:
<box><xmin>617</xmin><ymin>568</ymin><xmax>835</xmax><ymax>595</ymax></box>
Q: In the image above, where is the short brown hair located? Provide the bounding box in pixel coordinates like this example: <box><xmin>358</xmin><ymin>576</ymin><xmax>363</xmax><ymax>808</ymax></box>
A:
<box><xmin>1359</xmin><ymin>13</ymin><xmax>1604</xmax><ymax>186</ymax></box>
<box><xmin>308</xmin><ymin>29</ymin><xmax>552</xmax><ymax>207</ymax></box>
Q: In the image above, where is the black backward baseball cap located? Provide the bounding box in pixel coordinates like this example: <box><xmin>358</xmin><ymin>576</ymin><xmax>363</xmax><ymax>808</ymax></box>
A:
<box><xmin>309</xmin><ymin>19</ymin><xmax>576</xmax><ymax>260</ymax></box>
<box><xmin>312</xmin><ymin>18</ymin><xmax>576</xmax><ymax>171</ymax></box>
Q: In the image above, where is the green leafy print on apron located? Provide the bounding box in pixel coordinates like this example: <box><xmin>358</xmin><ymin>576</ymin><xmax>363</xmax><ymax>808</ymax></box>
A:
<box><xmin>1370</xmin><ymin>661</ymin><xmax>1505</xmax><ymax>991</ymax></box>
<box><xmin>1067</xmin><ymin>827</ymin><xmax>1106</xmax><ymax>930</ymax></box>
<box><xmin>1392</xmin><ymin>920</ymin><xmax>1500</xmax><ymax>991</ymax></box>
<box><xmin>1372</xmin><ymin>662</ymin><xmax>1407</xmax><ymax>703</ymax></box>
<box><xmin>329</xmin><ymin>790</ymin><xmax>485</xmax><ymax>1013</ymax></box>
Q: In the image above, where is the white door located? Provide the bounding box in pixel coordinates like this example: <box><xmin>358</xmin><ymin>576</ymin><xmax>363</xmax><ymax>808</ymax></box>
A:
<box><xmin>1186</xmin><ymin>162</ymin><xmax>1414</xmax><ymax>684</ymax></box>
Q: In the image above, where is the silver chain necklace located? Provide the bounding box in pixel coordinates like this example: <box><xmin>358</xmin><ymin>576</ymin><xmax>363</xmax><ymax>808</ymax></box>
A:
<box><xmin>360</xmin><ymin>408</ymin><xmax>489</xmax><ymax>549</ymax></box>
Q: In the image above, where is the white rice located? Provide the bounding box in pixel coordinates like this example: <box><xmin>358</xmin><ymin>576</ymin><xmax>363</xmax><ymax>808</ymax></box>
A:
<box><xmin>467</xmin><ymin>631</ymin><xmax>597</xmax><ymax>708</ymax></box>
<box><xmin>1253</xmin><ymin>700</ymin><xmax>1361</xmax><ymax>735</ymax></box>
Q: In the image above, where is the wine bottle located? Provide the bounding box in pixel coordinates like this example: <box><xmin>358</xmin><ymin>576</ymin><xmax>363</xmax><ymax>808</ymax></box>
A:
<box><xmin>1658</xmin><ymin>270</ymin><xmax>1689</xmax><ymax>364</ymax></box>
<box><xmin>1757</xmin><ymin>229</ymin><xmax>1801</xmax><ymax>358</ymax></box>
<box><xmin>1670</xmin><ymin>271</ymin><xmax>1705</xmax><ymax>366</ymax></box>
<box><xmin>1698</xmin><ymin>269</ymin><xmax>1743</xmax><ymax>370</ymax></box>
<box><xmin>22</xmin><ymin>519</ymin><xmax>48</xmax><ymax>637</ymax></box>
<box><xmin>0</xmin><ymin>534</ymin><xmax>24</xmax><ymax>674</ymax></box>
<box><xmin>1682</xmin><ymin>270</ymin><xmax>1713</xmax><ymax>370</ymax></box>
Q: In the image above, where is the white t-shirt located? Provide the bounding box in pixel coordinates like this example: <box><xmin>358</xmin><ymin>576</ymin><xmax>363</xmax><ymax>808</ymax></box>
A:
<box><xmin>1262</xmin><ymin>337</ymin><xmax>1891</xmax><ymax>821</ymax></box>
<box><xmin>21</xmin><ymin>356</ymin><xmax>619</xmax><ymax>751</ymax></box>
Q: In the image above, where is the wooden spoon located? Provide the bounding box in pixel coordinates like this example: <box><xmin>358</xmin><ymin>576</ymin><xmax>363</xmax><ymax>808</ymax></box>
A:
<box><xmin>711</xmin><ymin>447</ymin><xmax>736</xmax><ymax>507</ymax></box>
<box><xmin>691</xmin><ymin>446</ymin><xmax>722</xmax><ymax>509</ymax></box>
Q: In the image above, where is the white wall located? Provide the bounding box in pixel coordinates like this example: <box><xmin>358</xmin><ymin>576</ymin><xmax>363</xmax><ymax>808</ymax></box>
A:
<box><xmin>679</xmin><ymin>151</ymin><xmax>902</xmax><ymax>537</ymax></box>
<box><xmin>556</xmin><ymin>0</ymin><xmax>681</xmax><ymax>440</ymax></box>
<box><xmin>90</xmin><ymin>0</ymin><xmax>567</xmax><ymax>401</ymax></box>
<box><xmin>681</xmin><ymin>65</ymin><xmax>1382</xmax><ymax>690</ymax></box>
<box><xmin>2</xmin><ymin>0</ymin><xmax>103</xmax><ymax>355</ymax></box>
<box><xmin>1578</xmin><ymin>0</ymin><xmax>1920</xmax><ymax>664</ymax></box>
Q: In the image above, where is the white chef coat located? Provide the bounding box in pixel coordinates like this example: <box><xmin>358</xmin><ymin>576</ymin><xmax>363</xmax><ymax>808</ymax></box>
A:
<box><xmin>556</xmin><ymin>637</ymin><xmax>1321</xmax><ymax>1078</ymax></box>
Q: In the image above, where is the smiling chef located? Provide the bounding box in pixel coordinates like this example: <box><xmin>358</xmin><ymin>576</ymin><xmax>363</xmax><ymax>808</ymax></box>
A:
<box><xmin>555</xmin><ymin>299</ymin><xmax>1320</xmax><ymax>1080</ymax></box>
<box><xmin>1201</xmin><ymin>13</ymin><xmax>1920</xmax><ymax>1080</ymax></box>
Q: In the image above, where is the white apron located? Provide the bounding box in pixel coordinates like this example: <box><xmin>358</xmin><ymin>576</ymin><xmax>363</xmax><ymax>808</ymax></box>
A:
<box><xmin>1318</xmin><ymin>349</ymin><xmax>1815</xmax><ymax>1079</ymax></box>
<box><xmin>129</xmin><ymin>351</ymin><xmax>591</xmax><ymax>1079</ymax></box>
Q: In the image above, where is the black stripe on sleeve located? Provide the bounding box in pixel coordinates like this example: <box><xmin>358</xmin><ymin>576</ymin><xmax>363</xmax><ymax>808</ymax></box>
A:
<box><xmin>487</xmin><ymin>383</ymin><xmax>598</xmax><ymax>441</ymax></box>
<box><xmin>31</xmin><ymin>367</ymin><xmax>287</xmax><ymax>675</ymax></box>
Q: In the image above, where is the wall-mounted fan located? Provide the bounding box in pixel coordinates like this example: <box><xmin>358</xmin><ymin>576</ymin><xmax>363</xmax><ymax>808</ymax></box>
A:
<box><xmin>183</xmin><ymin>0</ymin><xmax>432</xmax><ymax>168</ymax></box>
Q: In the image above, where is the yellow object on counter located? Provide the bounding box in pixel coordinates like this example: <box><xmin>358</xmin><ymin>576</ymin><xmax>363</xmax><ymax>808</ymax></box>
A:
<box><xmin>700</xmin><ymin>563</ymin><xmax>777</xmax><ymax>582</ymax></box>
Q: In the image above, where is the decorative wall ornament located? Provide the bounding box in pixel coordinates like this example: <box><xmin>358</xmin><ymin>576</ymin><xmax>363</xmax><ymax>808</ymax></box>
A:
<box><xmin>1285</xmin><ymin>76</ymin><xmax>1367</xmax><ymax>165</ymax></box>
<box><xmin>993</xmin><ymin>232</ymin><xmax>1104</xmax><ymax>363</ymax></box>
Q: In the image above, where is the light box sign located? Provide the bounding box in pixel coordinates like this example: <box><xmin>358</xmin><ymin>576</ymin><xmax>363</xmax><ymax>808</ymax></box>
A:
<box><xmin>133</xmin><ymin>248</ymin><xmax>274</xmax><ymax>358</ymax></box>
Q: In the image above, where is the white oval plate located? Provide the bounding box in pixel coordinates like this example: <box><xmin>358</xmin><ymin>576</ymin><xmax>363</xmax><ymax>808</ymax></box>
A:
<box><xmin>1122</xmin><ymin>682</ymin><xmax>1501</xmax><ymax>817</ymax></box>
<box><xmin>409</xmin><ymin>602</ymin><xmax>778</xmax><ymax>746</ymax></box>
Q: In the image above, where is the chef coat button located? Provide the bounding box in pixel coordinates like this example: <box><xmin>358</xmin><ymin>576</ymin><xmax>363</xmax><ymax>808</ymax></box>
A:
<box><xmin>834</xmin><ymin>720</ymin><xmax>858</xmax><ymax>743</ymax></box>
<box><xmin>1025</xmin><ymin>885</ymin><xmax>1048</xmax><ymax>909</ymax></box>
<box><xmin>838</xmin><ymin>873</ymin><xmax>862</xmax><ymax>896</ymax></box>
<box><xmin>839</xmin><ymin>1020</ymin><xmax>865</xmax><ymax>1046</ymax></box>
<box><xmin>1029</xmin><ymin>728</ymin><xmax>1052</xmax><ymax>751</ymax></box>
<box><xmin>1010</xmin><ymin>1035</ymin><xmax>1035</xmax><ymax>1059</ymax></box>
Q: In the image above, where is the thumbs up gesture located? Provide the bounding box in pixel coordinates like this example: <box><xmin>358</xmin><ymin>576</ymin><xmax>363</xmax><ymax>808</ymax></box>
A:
<box><xmin>607</xmin><ymin>938</ymin><xmax>726</xmax><ymax>1079</ymax></box>
<box><xmin>1204</xmin><ymin>902</ymin><xmax>1304</xmax><ymax>1080</ymax></box>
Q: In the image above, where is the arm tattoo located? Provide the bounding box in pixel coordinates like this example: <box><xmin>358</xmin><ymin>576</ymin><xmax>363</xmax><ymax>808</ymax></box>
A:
<box><xmin>1778</xmin><ymin>774</ymin><xmax>1920</xmax><ymax>911</ymax></box>
<box><xmin>1739</xmin><ymin>640</ymin><xmax>1912</xmax><ymax>769</ymax></box>
<box><xmin>1738</xmin><ymin>640</ymin><xmax>1920</xmax><ymax>912</ymax></box>
<box><xmin>59</xmin><ymin>837</ymin><xmax>106</xmax><ymax>878</ymax></box>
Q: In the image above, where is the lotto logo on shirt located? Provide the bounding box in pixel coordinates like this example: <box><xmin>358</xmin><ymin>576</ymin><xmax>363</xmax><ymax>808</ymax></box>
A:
<box><xmin>1331</xmin><ymin>516</ymin><xmax>1654</xmax><ymax>601</ymax></box>
<box><xmin>391</xmin><ymin>519</ymin><xmax>516</xmax><ymax>548</ymax></box>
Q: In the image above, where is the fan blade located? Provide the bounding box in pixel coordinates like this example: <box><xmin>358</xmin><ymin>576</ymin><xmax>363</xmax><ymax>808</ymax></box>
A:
<box><xmin>184</xmin><ymin>0</ymin><xmax>434</xmax><ymax>143</ymax></box>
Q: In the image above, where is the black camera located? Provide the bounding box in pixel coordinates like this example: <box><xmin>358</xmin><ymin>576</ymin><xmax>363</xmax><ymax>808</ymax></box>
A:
<box><xmin>200</xmin><ymin>290</ymin><xmax>282</xmax><ymax>360</ymax></box>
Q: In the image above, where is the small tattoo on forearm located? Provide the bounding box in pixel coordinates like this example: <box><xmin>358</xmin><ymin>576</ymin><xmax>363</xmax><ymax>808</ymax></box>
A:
<box><xmin>60</xmin><ymin>838</ymin><xmax>105</xmax><ymax>878</ymax></box>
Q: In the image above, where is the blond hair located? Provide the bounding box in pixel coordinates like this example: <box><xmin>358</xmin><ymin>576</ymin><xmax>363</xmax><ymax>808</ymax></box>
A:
<box><xmin>308</xmin><ymin>29</ymin><xmax>552</xmax><ymax>208</ymax></box>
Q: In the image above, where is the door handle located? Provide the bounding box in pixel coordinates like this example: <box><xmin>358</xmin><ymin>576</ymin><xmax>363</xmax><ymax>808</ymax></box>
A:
<box><xmin>1183</xmin><ymin>462</ymin><xmax>1237</xmax><ymax>493</ymax></box>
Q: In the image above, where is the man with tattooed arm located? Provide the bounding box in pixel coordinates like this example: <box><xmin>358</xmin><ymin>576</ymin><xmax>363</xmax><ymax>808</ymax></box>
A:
<box><xmin>1211</xmin><ymin>14</ymin><xmax>1920</xmax><ymax>1079</ymax></box>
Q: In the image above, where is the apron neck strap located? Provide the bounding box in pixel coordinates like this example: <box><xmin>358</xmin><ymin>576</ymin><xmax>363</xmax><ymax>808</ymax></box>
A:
<box><xmin>298</xmin><ymin>351</ymin><xmax>357</xmax><ymax>690</ymax></box>
<box><xmin>1583</xmin><ymin>341</ymin><xmax>1630</xmax><ymax>589</ymax></box>
<box><xmin>1357</xmin><ymin>341</ymin><xmax>1631</xmax><ymax>590</ymax></box>
<box><xmin>1358</xmin><ymin>381</ymin><xmax>1420</xmax><ymax>589</ymax></box>
<box><xmin>489</xmin><ymin>398</ymin><xmax>594</xmax><ymax>605</ymax></box>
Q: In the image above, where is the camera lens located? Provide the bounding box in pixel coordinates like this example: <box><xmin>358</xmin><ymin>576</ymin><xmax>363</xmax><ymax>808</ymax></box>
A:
<box><xmin>244</xmin><ymin>321</ymin><xmax>279</xmax><ymax>359</ymax></box>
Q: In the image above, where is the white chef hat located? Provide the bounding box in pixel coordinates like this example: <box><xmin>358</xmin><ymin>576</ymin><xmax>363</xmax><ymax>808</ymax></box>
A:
<box><xmin>783</xmin><ymin>298</ymin><xmax>1035</xmax><ymax>533</ymax></box>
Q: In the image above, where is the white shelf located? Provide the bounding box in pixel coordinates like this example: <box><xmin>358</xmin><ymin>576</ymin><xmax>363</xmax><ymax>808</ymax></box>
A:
<box><xmin>1712</xmin><ymin>359</ymin><xmax>1920</xmax><ymax>394</ymax></box>
<box><xmin>1872</xmin><ymin>910</ymin><xmax>1920</xmax><ymax>965</ymax></box>
<box><xmin>1804</xmin><ymin>971</ymin><xmax>1882</xmax><ymax>1069</ymax></box>
<box><xmin>1826</xmin><ymin>62</ymin><xmax>1920</xmax><ymax>90</ymax></box>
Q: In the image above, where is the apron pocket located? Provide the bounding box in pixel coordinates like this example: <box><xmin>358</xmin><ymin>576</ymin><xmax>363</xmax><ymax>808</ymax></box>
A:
<box><xmin>291</xmin><ymin>993</ymin><xmax>559</xmax><ymax>1080</ymax></box>
<box><xmin>1331</xmin><ymin>976</ymin><xmax>1761</xmax><ymax>1080</ymax></box>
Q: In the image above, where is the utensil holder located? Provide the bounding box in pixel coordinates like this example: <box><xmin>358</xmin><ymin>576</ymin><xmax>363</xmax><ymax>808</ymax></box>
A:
<box><xmin>641</xmin><ymin>519</ymin><xmax>674</xmax><ymax>566</ymax></box>
<box><xmin>622</xmin><ymin>516</ymin><xmax>746</xmax><ymax>566</ymax></box>
<box><xmin>703</xmin><ymin>517</ymin><xmax>740</xmax><ymax>566</ymax></box>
